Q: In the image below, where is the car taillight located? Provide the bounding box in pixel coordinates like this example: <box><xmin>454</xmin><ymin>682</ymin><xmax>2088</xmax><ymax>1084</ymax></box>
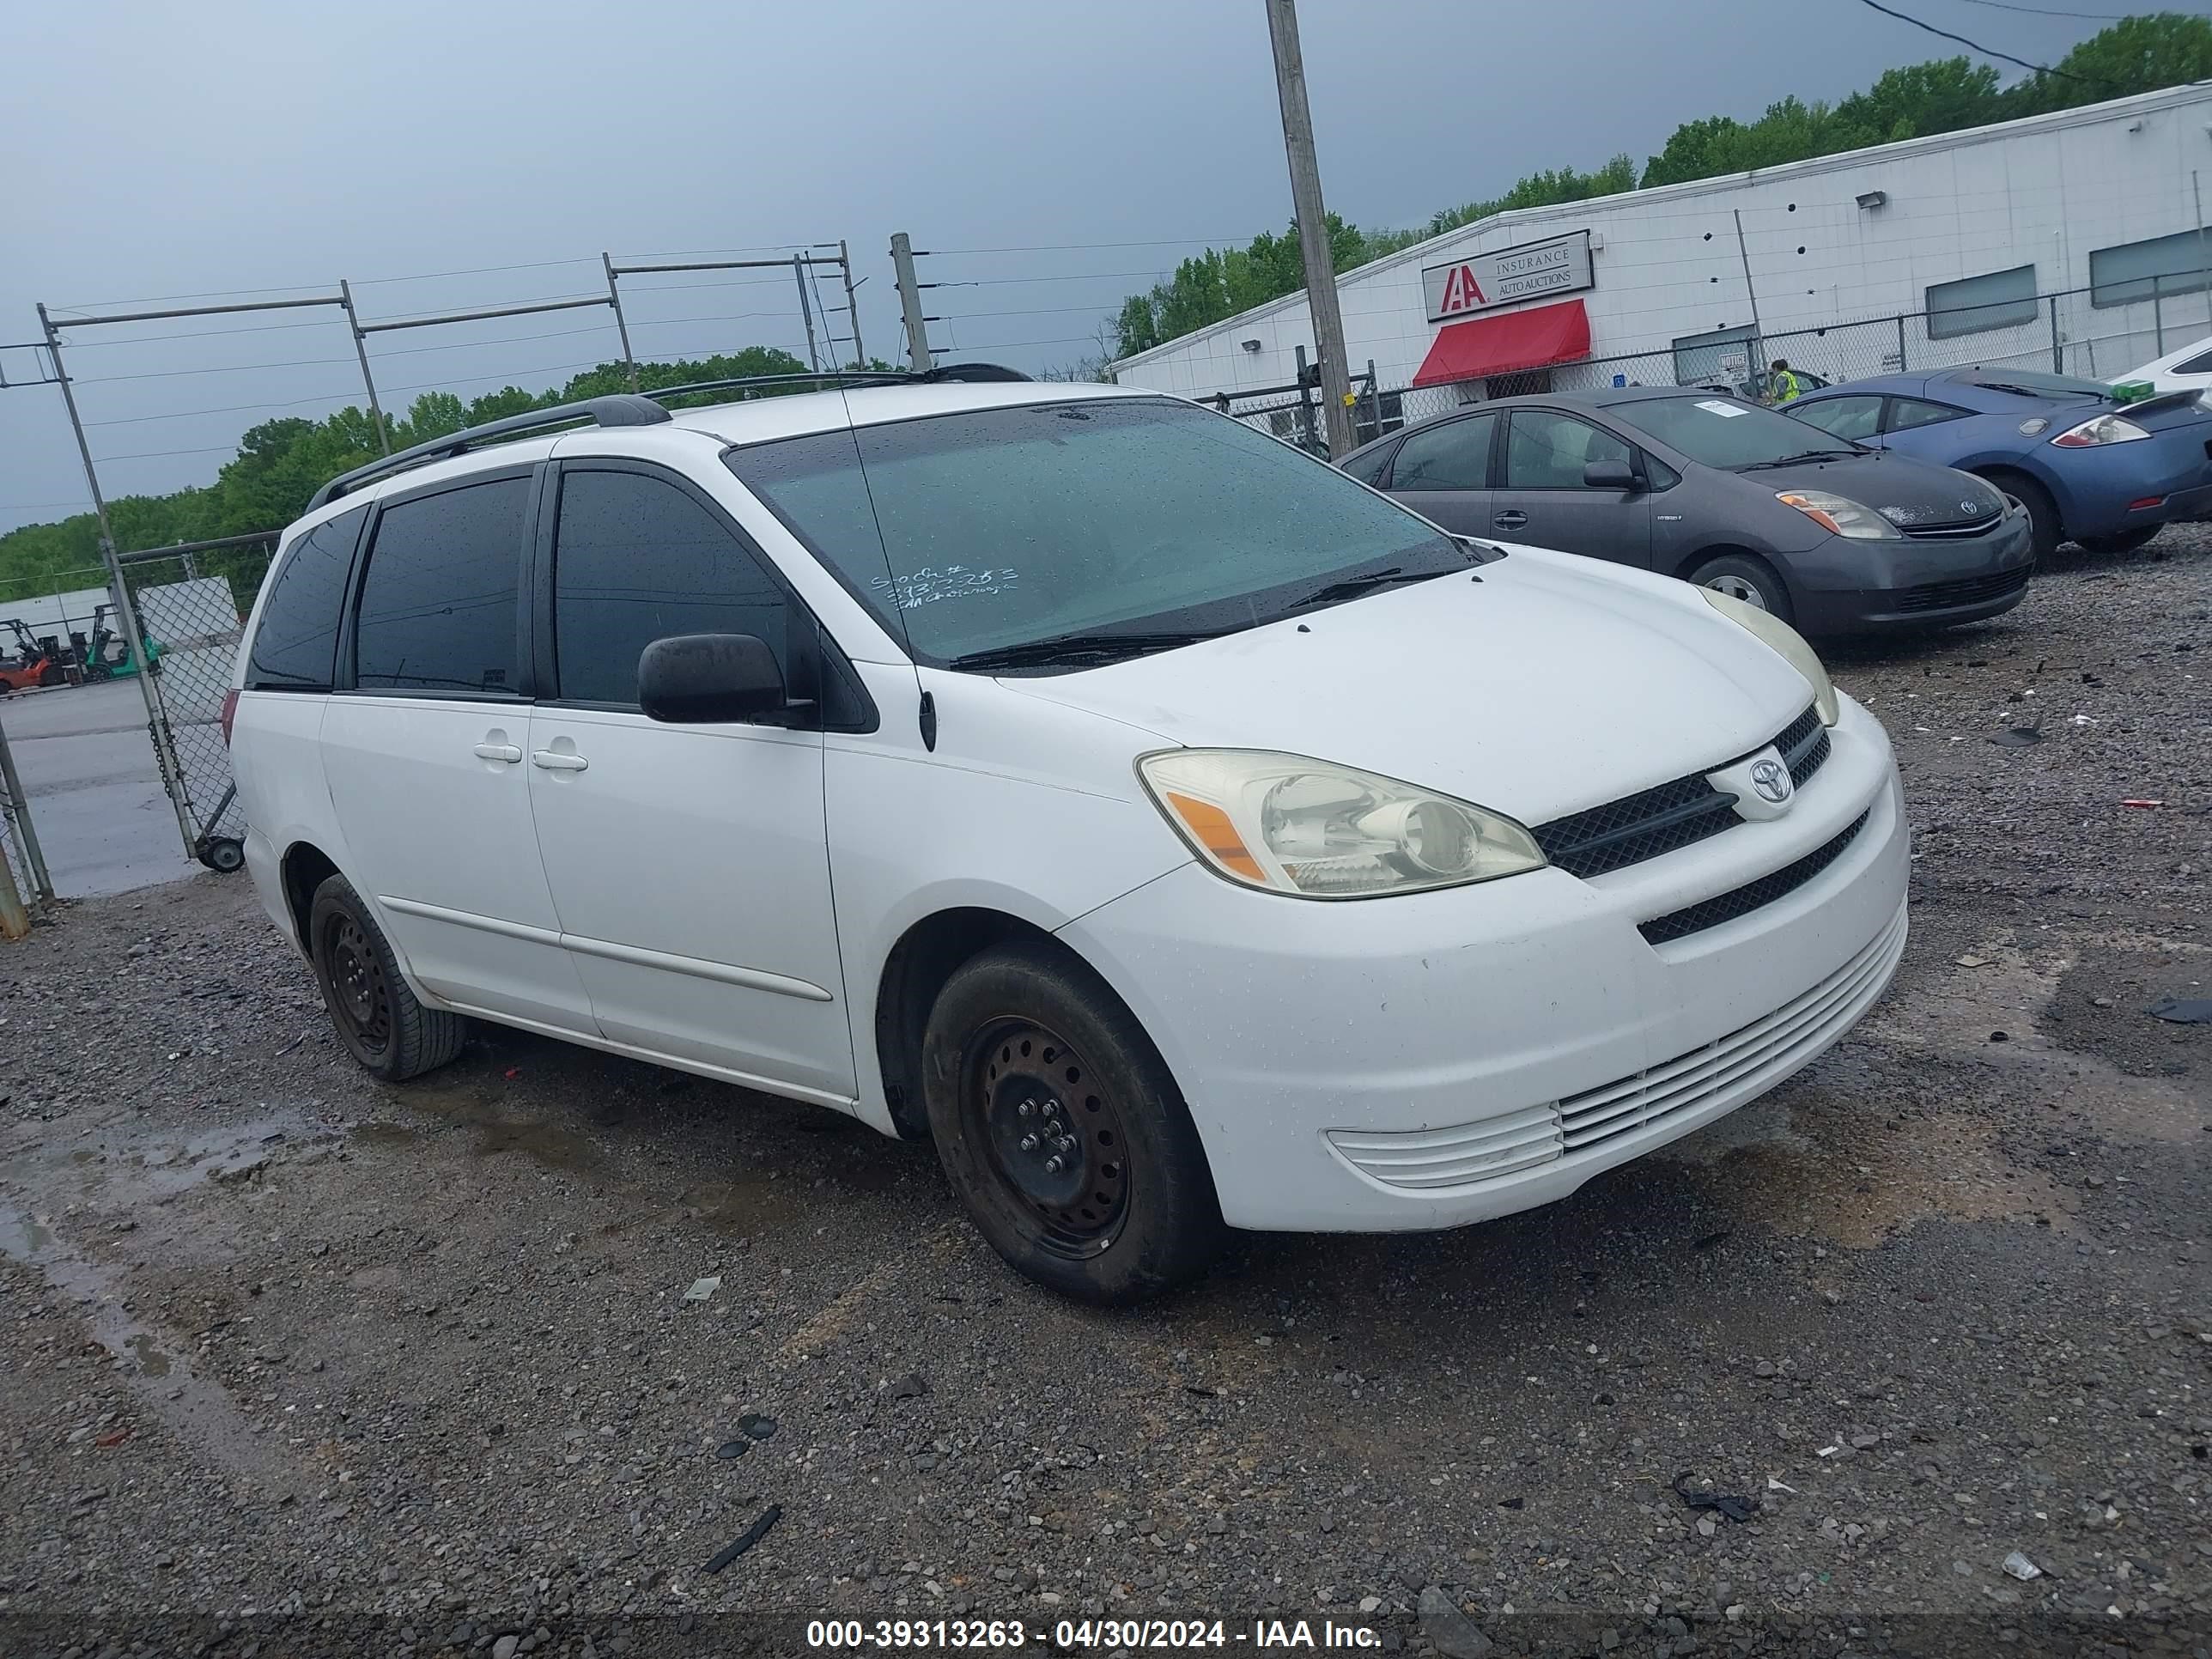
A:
<box><xmin>220</xmin><ymin>688</ymin><xmax>239</xmax><ymax>747</ymax></box>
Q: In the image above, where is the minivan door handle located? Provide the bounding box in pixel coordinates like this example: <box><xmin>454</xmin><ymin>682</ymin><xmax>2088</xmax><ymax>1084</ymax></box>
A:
<box><xmin>473</xmin><ymin>741</ymin><xmax>523</xmax><ymax>763</ymax></box>
<box><xmin>531</xmin><ymin>750</ymin><xmax>589</xmax><ymax>773</ymax></box>
<box><xmin>1493</xmin><ymin>509</ymin><xmax>1528</xmax><ymax>529</ymax></box>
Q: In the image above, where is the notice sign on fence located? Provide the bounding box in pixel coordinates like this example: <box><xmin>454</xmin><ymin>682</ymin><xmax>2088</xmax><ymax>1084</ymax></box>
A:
<box><xmin>1423</xmin><ymin>230</ymin><xmax>1594</xmax><ymax>322</ymax></box>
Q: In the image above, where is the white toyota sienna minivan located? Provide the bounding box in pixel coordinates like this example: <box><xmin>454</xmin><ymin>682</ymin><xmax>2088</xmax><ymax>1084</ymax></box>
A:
<box><xmin>228</xmin><ymin>368</ymin><xmax>1909</xmax><ymax>1304</ymax></box>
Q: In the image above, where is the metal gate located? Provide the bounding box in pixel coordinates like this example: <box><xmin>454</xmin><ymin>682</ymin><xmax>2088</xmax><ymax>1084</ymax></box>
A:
<box><xmin>107</xmin><ymin>530</ymin><xmax>277</xmax><ymax>872</ymax></box>
<box><xmin>0</xmin><ymin>705</ymin><xmax>53</xmax><ymax>936</ymax></box>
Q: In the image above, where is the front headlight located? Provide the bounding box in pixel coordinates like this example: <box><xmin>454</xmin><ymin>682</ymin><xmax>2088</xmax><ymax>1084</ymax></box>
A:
<box><xmin>1700</xmin><ymin>587</ymin><xmax>1840</xmax><ymax>727</ymax></box>
<box><xmin>1138</xmin><ymin>750</ymin><xmax>1547</xmax><ymax>899</ymax></box>
<box><xmin>2051</xmin><ymin>412</ymin><xmax>2150</xmax><ymax>447</ymax></box>
<box><xmin>1776</xmin><ymin>489</ymin><xmax>1903</xmax><ymax>540</ymax></box>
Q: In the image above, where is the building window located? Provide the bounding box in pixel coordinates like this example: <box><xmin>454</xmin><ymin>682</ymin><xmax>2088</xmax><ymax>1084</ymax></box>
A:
<box><xmin>1485</xmin><ymin>368</ymin><xmax>1552</xmax><ymax>399</ymax></box>
<box><xmin>1670</xmin><ymin>324</ymin><xmax>1758</xmax><ymax>396</ymax></box>
<box><xmin>1925</xmin><ymin>265</ymin><xmax>2038</xmax><ymax>338</ymax></box>
<box><xmin>2089</xmin><ymin>231</ymin><xmax>2212</xmax><ymax>308</ymax></box>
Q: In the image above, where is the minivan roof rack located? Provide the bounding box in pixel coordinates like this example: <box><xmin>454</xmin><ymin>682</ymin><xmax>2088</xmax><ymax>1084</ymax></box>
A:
<box><xmin>639</xmin><ymin>362</ymin><xmax>1032</xmax><ymax>404</ymax></box>
<box><xmin>306</xmin><ymin>393</ymin><xmax>673</xmax><ymax>512</ymax></box>
<box><xmin>303</xmin><ymin>365</ymin><xmax>1036</xmax><ymax>513</ymax></box>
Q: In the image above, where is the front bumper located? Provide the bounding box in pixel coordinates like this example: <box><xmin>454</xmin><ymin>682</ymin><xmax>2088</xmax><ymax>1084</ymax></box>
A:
<box><xmin>1059</xmin><ymin>696</ymin><xmax>1909</xmax><ymax>1232</ymax></box>
<box><xmin>1792</xmin><ymin>507</ymin><xmax>2034</xmax><ymax>635</ymax></box>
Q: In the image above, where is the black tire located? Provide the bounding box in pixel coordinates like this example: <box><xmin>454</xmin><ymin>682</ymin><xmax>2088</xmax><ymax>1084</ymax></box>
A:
<box><xmin>307</xmin><ymin>873</ymin><xmax>467</xmax><ymax>1081</ymax></box>
<box><xmin>921</xmin><ymin>940</ymin><xmax>1222</xmax><ymax>1304</ymax></box>
<box><xmin>2076</xmin><ymin>525</ymin><xmax>2161</xmax><ymax>556</ymax></box>
<box><xmin>1686</xmin><ymin>551</ymin><xmax>1794</xmax><ymax>623</ymax></box>
<box><xmin>1984</xmin><ymin>472</ymin><xmax>2059</xmax><ymax>563</ymax></box>
<box><xmin>199</xmin><ymin>837</ymin><xmax>246</xmax><ymax>874</ymax></box>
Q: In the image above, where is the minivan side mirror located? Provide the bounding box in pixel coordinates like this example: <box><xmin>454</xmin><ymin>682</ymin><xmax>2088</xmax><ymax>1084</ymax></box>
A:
<box><xmin>1583</xmin><ymin>459</ymin><xmax>1638</xmax><ymax>491</ymax></box>
<box><xmin>638</xmin><ymin>633</ymin><xmax>790</xmax><ymax>724</ymax></box>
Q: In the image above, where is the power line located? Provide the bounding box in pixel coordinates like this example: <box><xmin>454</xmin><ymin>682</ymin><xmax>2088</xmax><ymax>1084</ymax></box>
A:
<box><xmin>1953</xmin><ymin>0</ymin><xmax>2133</xmax><ymax>17</ymax></box>
<box><xmin>350</xmin><ymin>257</ymin><xmax>600</xmax><ymax>286</ymax></box>
<box><xmin>927</xmin><ymin>237</ymin><xmax>1259</xmax><ymax>254</ymax></box>
<box><xmin>1855</xmin><ymin>0</ymin><xmax>2099</xmax><ymax>82</ymax></box>
<box><xmin>927</xmin><ymin>270</ymin><xmax>1181</xmax><ymax>289</ymax></box>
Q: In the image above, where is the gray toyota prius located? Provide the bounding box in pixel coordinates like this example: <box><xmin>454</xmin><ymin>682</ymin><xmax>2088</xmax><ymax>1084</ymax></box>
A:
<box><xmin>1339</xmin><ymin>386</ymin><xmax>2034</xmax><ymax>634</ymax></box>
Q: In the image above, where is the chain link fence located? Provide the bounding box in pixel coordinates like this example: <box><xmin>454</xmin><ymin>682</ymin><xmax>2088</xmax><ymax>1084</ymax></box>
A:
<box><xmin>1375</xmin><ymin>276</ymin><xmax>2212</xmax><ymax>427</ymax></box>
<box><xmin>111</xmin><ymin>532</ymin><xmax>275</xmax><ymax>870</ymax></box>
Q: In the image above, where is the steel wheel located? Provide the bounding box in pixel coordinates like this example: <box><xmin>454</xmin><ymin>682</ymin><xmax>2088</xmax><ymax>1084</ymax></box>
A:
<box><xmin>963</xmin><ymin>1018</ymin><xmax>1131</xmax><ymax>1261</ymax></box>
<box><xmin>321</xmin><ymin>910</ymin><xmax>392</xmax><ymax>1060</ymax></box>
<box><xmin>1704</xmin><ymin>572</ymin><xmax>1769</xmax><ymax>609</ymax></box>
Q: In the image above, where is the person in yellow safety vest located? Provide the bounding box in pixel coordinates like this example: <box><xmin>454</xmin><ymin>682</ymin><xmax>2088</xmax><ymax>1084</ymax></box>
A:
<box><xmin>1769</xmin><ymin>359</ymin><xmax>1804</xmax><ymax>404</ymax></box>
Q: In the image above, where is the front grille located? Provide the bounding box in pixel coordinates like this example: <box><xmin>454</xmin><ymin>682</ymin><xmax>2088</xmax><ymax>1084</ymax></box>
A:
<box><xmin>1889</xmin><ymin>566</ymin><xmax>2031</xmax><ymax>614</ymax></box>
<box><xmin>1324</xmin><ymin>903</ymin><xmax>1908</xmax><ymax>1193</ymax></box>
<box><xmin>1901</xmin><ymin>511</ymin><xmax>2002</xmax><ymax>540</ymax></box>
<box><xmin>1639</xmin><ymin>810</ymin><xmax>1869</xmax><ymax>945</ymax></box>
<box><xmin>1534</xmin><ymin>705</ymin><xmax>1830</xmax><ymax>879</ymax></box>
<box><xmin>1557</xmin><ymin>902</ymin><xmax>1907</xmax><ymax>1157</ymax></box>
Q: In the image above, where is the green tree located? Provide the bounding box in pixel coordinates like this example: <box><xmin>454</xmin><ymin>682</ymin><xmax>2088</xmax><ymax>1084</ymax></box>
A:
<box><xmin>2008</xmin><ymin>11</ymin><xmax>2212</xmax><ymax>115</ymax></box>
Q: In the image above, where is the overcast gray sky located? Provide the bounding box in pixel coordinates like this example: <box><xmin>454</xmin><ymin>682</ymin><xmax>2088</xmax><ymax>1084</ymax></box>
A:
<box><xmin>0</xmin><ymin>0</ymin><xmax>2127</xmax><ymax>538</ymax></box>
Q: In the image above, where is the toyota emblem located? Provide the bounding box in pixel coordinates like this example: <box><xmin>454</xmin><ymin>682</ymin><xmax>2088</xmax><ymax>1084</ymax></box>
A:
<box><xmin>1960</xmin><ymin>498</ymin><xmax>1983</xmax><ymax>514</ymax></box>
<box><xmin>1749</xmin><ymin>757</ymin><xmax>1793</xmax><ymax>805</ymax></box>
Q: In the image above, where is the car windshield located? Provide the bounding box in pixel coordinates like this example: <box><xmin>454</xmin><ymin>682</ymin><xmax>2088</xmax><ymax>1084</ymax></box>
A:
<box><xmin>1612</xmin><ymin>394</ymin><xmax>1865</xmax><ymax>470</ymax></box>
<box><xmin>725</xmin><ymin>397</ymin><xmax>1464</xmax><ymax>669</ymax></box>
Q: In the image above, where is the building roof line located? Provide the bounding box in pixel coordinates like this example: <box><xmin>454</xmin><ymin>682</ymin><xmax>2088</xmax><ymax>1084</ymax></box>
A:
<box><xmin>1109</xmin><ymin>79</ymin><xmax>2212</xmax><ymax>372</ymax></box>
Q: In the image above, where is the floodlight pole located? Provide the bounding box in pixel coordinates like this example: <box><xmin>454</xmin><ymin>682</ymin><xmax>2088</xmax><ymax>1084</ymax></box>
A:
<box><xmin>604</xmin><ymin>252</ymin><xmax>641</xmax><ymax>392</ymax></box>
<box><xmin>338</xmin><ymin>279</ymin><xmax>392</xmax><ymax>453</ymax></box>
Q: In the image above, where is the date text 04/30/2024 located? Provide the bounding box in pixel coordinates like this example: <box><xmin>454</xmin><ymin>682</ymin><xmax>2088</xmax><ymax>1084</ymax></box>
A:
<box><xmin>805</xmin><ymin>1618</ymin><xmax>1384</xmax><ymax>1649</ymax></box>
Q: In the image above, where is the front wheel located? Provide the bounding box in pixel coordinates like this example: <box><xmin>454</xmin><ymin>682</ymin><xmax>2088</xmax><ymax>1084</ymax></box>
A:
<box><xmin>921</xmin><ymin>941</ymin><xmax>1222</xmax><ymax>1304</ymax></box>
<box><xmin>307</xmin><ymin>873</ymin><xmax>468</xmax><ymax>1081</ymax></box>
<box><xmin>1686</xmin><ymin>552</ymin><xmax>1793</xmax><ymax>622</ymax></box>
<box><xmin>2077</xmin><ymin>525</ymin><xmax>2161</xmax><ymax>556</ymax></box>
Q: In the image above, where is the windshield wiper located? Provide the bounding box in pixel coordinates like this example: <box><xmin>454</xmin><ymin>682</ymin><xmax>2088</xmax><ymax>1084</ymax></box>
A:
<box><xmin>947</xmin><ymin>629</ymin><xmax>1234</xmax><ymax>672</ymax></box>
<box><xmin>1291</xmin><ymin>566</ymin><xmax>1455</xmax><ymax>610</ymax></box>
<box><xmin>1736</xmin><ymin>448</ymin><xmax>1862</xmax><ymax>471</ymax></box>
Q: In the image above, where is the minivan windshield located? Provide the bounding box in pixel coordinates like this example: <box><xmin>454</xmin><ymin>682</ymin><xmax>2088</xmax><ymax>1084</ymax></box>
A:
<box><xmin>725</xmin><ymin>398</ymin><xmax>1463</xmax><ymax>670</ymax></box>
<box><xmin>1615</xmin><ymin>393</ymin><xmax>1868</xmax><ymax>471</ymax></box>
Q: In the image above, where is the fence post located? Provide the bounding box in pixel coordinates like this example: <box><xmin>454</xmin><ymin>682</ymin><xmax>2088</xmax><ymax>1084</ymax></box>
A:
<box><xmin>2154</xmin><ymin>274</ymin><xmax>2166</xmax><ymax>356</ymax></box>
<box><xmin>2048</xmin><ymin>295</ymin><xmax>2063</xmax><ymax>373</ymax></box>
<box><xmin>1895</xmin><ymin>316</ymin><xmax>1908</xmax><ymax>372</ymax></box>
<box><xmin>1363</xmin><ymin>357</ymin><xmax>1379</xmax><ymax>444</ymax></box>
<box><xmin>0</xmin><ymin>710</ymin><xmax>52</xmax><ymax>902</ymax></box>
<box><xmin>1294</xmin><ymin>345</ymin><xmax>1316</xmax><ymax>453</ymax></box>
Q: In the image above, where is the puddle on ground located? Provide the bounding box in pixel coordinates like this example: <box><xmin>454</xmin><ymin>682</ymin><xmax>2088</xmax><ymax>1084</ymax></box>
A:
<box><xmin>374</xmin><ymin>1078</ymin><xmax>603</xmax><ymax>1173</ymax></box>
<box><xmin>124</xmin><ymin>1331</ymin><xmax>171</xmax><ymax>1376</ymax></box>
<box><xmin>0</xmin><ymin>1202</ymin><xmax>305</xmax><ymax>1495</ymax></box>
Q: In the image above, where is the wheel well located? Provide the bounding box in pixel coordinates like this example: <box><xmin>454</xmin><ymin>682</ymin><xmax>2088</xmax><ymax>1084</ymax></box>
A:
<box><xmin>874</xmin><ymin>908</ymin><xmax>1064</xmax><ymax>1140</ymax></box>
<box><xmin>1673</xmin><ymin>543</ymin><xmax>1776</xmax><ymax>582</ymax></box>
<box><xmin>280</xmin><ymin>842</ymin><xmax>339</xmax><ymax>951</ymax></box>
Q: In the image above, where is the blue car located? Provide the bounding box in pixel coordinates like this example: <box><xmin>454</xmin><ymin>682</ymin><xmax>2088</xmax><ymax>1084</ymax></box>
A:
<box><xmin>1786</xmin><ymin>367</ymin><xmax>2212</xmax><ymax>559</ymax></box>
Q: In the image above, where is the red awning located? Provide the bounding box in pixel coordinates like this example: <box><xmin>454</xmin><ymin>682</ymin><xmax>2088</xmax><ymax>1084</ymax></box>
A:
<box><xmin>1410</xmin><ymin>298</ymin><xmax>1593</xmax><ymax>389</ymax></box>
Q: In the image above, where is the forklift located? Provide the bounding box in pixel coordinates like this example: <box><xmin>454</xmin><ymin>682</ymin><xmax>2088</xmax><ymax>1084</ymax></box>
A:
<box><xmin>0</xmin><ymin>619</ymin><xmax>70</xmax><ymax>693</ymax></box>
<box><xmin>78</xmin><ymin>603</ymin><xmax>163</xmax><ymax>682</ymax></box>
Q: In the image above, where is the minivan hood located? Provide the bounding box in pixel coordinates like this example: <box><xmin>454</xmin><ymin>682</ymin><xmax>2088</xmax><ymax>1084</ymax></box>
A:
<box><xmin>1749</xmin><ymin>452</ymin><xmax>2003</xmax><ymax>530</ymax></box>
<box><xmin>994</xmin><ymin>547</ymin><xmax>1815</xmax><ymax>827</ymax></box>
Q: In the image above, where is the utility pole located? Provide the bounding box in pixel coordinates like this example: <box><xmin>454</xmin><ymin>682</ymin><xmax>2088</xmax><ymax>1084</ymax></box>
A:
<box><xmin>890</xmin><ymin>233</ymin><xmax>933</xmax><ymax>372</ymax></box>
<box><xmin>1264</xmin><ymin>0</ymin><xmax>1352</xmax><ymax>459</ymax></box>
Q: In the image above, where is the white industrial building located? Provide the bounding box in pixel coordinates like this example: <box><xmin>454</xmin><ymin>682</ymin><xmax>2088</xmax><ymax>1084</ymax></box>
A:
<box><xmin>1109</xmin><ymin>82</ymin><xmax>2212</xmax><ymax>415</ymax></box>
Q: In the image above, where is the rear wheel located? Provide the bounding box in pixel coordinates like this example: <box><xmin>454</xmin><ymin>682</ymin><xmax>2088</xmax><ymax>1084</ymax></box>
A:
<box><xmin>2077</xmin><ymin>525</ymin><xmax>2161</xmax><ymax>556</ymax></box>
<box><xmin>307</xmin><ymin>873</ymin><xmax>467</xmax><ymax>1081</ymax></box>
<box><xmin>1686</xmin><ymin>552</ymin><xmax>1793</xmax><ymax>622</ymax></box>
<box><xmin>921</xmin><ymin>940</ymin><xmax>1222</xmax><ymax>1304</ymax></box>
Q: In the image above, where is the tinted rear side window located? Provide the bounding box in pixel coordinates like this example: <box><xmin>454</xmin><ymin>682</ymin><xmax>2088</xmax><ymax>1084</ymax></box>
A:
<box><xmin>246</xmin><ymin>506</ymin><xmax>367</xmax><ymax>690</ymax></box>
<box><xmin>355</xmin><ymin>477</ymin><xmax>528</xmax><ymax>695</ymax></box>
<box><xmin>553</xmin><ymin>469</ymin><xmax>792</xmax><ymax>705</ymax></box>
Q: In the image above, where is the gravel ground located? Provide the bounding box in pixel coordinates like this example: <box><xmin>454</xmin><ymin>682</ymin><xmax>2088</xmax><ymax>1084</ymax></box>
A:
<box><xmin>1</xmin><ymin>527</ymin><xmax>2208</xmax><ymax>1658</ymax></box>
